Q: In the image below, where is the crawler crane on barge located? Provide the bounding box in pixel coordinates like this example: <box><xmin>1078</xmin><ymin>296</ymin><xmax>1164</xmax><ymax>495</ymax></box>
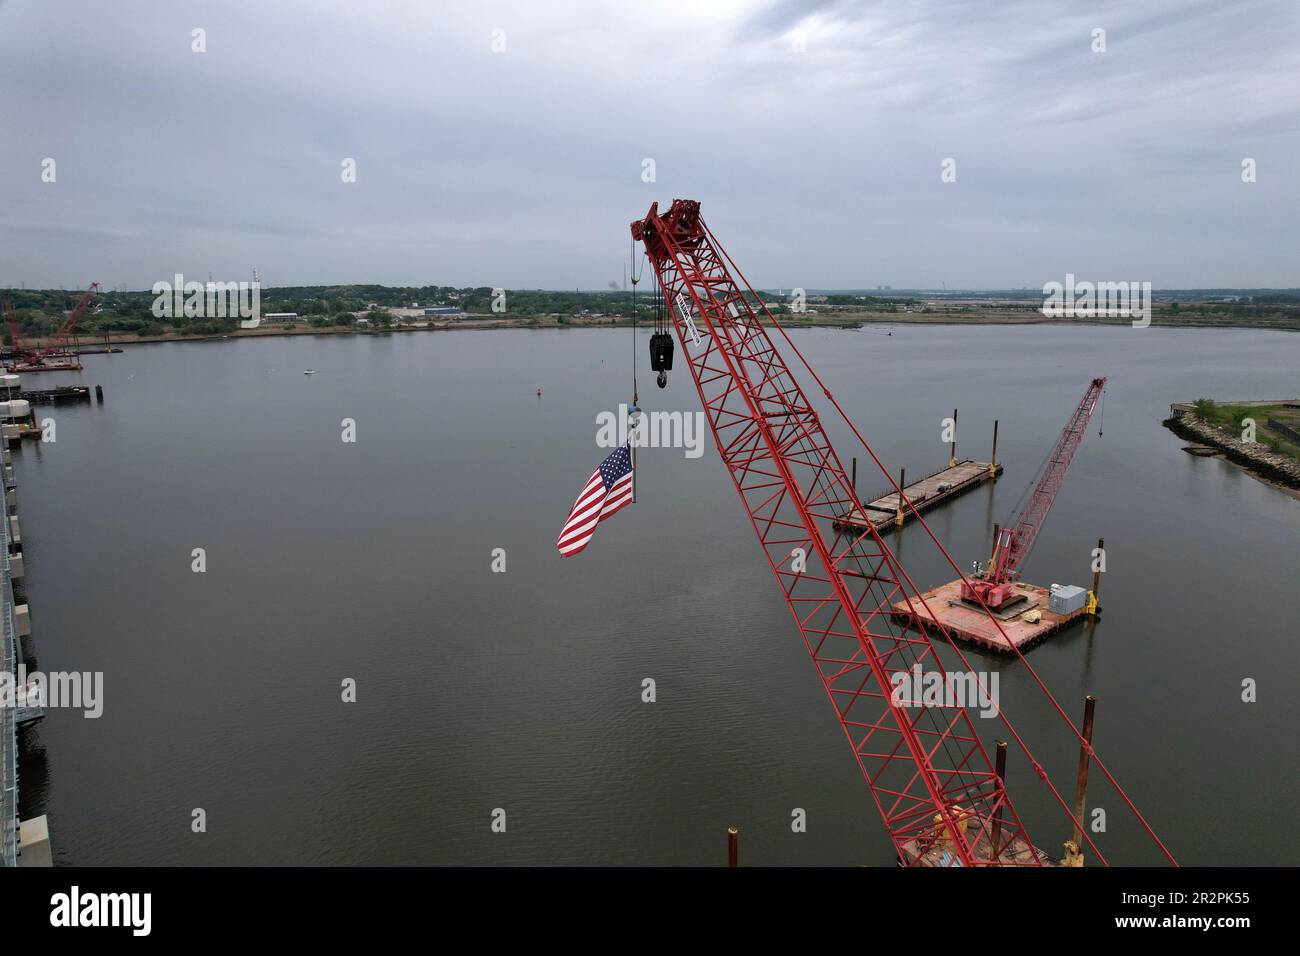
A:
<box><xmin>962</xmin><ymin>378</ymin><xmax>1105</xmax><ymax>610</ymax></box>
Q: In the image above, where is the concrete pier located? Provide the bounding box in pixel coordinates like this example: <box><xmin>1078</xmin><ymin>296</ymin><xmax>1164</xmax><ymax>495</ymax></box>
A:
<box><xmin>1</xmin><ymin>436</ymin><xmax>20</xmax><ymax>866</ymax></box>
<box><xmin>18</xmin><ymin>816</ymin><xmax>51</xmax><ymax>867</ymax></box>
<box><xmin>1</xmin><ymin>411</ymin><xmax>50</xmax><ymax>867</ymax></box>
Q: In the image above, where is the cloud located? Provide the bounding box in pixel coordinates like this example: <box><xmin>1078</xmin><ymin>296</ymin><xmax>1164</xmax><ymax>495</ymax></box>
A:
<box><xmin>0</xmin><ymin>0</ymin><xmax>1297</xmax><ymax>289</ymax></box>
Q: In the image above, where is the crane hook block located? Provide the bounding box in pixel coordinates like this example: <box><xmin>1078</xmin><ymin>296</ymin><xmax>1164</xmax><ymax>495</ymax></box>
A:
<box><xmin>649</xmin><ymin>332</ymin><xmax>674</xmax><ymax>372</ymax></box>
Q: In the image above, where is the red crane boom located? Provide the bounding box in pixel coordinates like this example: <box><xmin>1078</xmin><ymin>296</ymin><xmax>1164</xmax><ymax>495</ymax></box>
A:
<box><xmin>631</xmin><ymin>201</ymin><xmax>1176</xmax><ymax>867</ymax></box>
<box><xmin>3</xmin><ymin>299</ymin><xmax>22</xmax><ymax>357</ymax></box>
<box><xmin>43</xmin><ymin>282</ymin><xmax>100</xmax><ymax>358</ymax></box>
<box><xmin>962</xmin><ymin>378</ymin><xmax>1105</xmax><ymax>609</ymax></box>
<box><xmin>633</xmin><ymin>200</ymin><xmax>1044</xmax><ymax>865</ymax></box>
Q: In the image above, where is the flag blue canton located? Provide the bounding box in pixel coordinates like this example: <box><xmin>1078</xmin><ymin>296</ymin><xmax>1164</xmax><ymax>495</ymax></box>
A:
<box><xmin>557</xmin><ymin>441</ymin><xmax>636</xmax><ymax>557</ymax></box>
<box><xmin>600</xmin><ymin>445</ymin><xmax>633</xmax><ymax>490</ymax></box>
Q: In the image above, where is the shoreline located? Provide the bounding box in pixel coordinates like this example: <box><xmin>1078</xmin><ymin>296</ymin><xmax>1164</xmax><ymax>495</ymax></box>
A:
<box><xmin>1163</xmin><ymin>413</ymin><xmax>1300</xmax><ymax>494</ymax></box>
<box><xmin>53</xmin><ymin>312</ymin><xmax>1300</xmax><ymax>351</ymax></box>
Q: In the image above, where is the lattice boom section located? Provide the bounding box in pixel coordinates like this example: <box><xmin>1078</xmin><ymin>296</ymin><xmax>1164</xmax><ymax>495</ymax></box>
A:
<box><xmin>1002</xmin><ymin>378</ymin><xmax>1106</xmax><ymax>578</ymax></box>
<box><xmin>633</xmin><ymin>200</ymin><xmax>1042</xmax><ymax>865</ymax></box>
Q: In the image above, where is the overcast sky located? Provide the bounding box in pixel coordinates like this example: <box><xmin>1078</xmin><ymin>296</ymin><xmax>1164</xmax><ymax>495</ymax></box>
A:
<box><xmin>1</xmin><ymin>0</ymin><xmax>1297</xmax><ymax>290</ymax></box>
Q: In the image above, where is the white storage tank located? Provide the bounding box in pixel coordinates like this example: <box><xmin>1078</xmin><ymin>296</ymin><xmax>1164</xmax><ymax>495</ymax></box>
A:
<box><xmin>0</xmin><ymin>399</ymin><xmax>30</xmax><ymax>420</ymax></box>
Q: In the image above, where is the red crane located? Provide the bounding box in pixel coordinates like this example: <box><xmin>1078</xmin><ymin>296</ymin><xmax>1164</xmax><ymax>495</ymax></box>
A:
<box><xmin>6</xmin><ymin>283</ymin><xmax>99</xmax><ymax>372</ymax></box>
<box><xmin>40</xmin><ymin>282</ymin><xmax>100</xmax><ymax>360</ymax></box>
<box><xmin>3</xmin><ymin>298</ymin><xmax>23</xmax><ymax>358</ymax></box>
<box><xmin>631</xmin><ymin>200</ymin><xmax>1173</xmax><ymax>866</ymax></box>
<box><xmin>961</xmin><ymin>378</ymin><xmax>1105</xmax><ymax>609</ymax></box>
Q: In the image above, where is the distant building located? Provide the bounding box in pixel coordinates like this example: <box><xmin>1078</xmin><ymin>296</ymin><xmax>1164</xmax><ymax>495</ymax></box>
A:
<box><xmin>389</xmin><ymin>306</ymin><xmax>465</xmax><ymax>320</ymax></box>
<box><xmin>263</xmin><ymin>312</ymin><xmax>299</xmax><ymax>324</ymax></box>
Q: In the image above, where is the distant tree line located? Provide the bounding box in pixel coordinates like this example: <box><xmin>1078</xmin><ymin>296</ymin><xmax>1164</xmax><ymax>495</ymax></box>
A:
<box><xmin>2</xmin><ymin>283</ymin><xmax>1297</xmax><ymax>343</ymax></box>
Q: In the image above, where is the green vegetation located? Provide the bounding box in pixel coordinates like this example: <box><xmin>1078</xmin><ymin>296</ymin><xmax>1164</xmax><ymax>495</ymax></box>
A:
<box><xmin>0</xmin><ymin>284</ymin><xmax>786</xmax><ymax>341</ymax></box>
<box><xmin>1191</xmin><ymin>400</ymin><xmax>1300</xmax><ymax>461</ymax></box>
<box><xmin>3</xmin><ymin>284</ymin><xmax>1299</xmax><ymax>343</ymax></box>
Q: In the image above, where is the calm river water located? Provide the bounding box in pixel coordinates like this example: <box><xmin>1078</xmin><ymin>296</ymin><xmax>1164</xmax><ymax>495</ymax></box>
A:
<box><xmin>12</xmin><ymin>324</ymin><xmax>1300</xmax><ymax>865</ymax></box>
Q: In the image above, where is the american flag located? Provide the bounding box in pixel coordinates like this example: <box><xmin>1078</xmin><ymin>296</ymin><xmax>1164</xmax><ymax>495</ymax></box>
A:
<box><xmin>556</xmin><ymin>443</ymin><xmax>634</xmax><ymax>557</ymax></box>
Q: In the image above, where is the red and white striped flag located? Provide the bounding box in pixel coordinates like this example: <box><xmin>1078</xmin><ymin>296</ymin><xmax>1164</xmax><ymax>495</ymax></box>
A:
<box><xmin>556</xmin><ymin>443</ymin><xmax>634</xmax><ymax>557</ymax></box>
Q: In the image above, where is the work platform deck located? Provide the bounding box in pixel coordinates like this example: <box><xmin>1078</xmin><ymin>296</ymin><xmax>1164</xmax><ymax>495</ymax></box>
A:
<box><xmin>891</xmin><ymin>580</ymin><xmax>1087</xmax><ymax>654</ymax></box>
<box><xmin>834</xmin><ymin>459</ymin><xmax>1002</xmax><ymax>533</ymax></box>
<box><xmin>899</xmin><ymin>811</ymin><xmax>1061</xmax><ymax>867</ymax></box>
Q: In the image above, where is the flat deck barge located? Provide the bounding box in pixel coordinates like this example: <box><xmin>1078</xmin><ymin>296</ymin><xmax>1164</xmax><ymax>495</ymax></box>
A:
<box><xmin>891</xmin><ymin>580</ymin><xmax>1088</xmax><ymax>654</ymax></box>
<box><xmin>834</xmin><ymin>459</ymin><xmax>1002</xmax><ymax>533</ymax></box>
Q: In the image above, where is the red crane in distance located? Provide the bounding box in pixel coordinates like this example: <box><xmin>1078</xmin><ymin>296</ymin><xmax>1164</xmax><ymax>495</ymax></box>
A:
<box><xmin>41</xmin><ymin>282</ymin><xmax>100</xmax><ymax>360</ymax></box>
<box><xmin>5</xmin><ymin>283</ymin><xmax>99</xmax><ymax>372</ymax></box>
<box><xmin>3</xmin><ymin>298</ymin><xmax>24</xmax><ymax>359</ymax></box>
